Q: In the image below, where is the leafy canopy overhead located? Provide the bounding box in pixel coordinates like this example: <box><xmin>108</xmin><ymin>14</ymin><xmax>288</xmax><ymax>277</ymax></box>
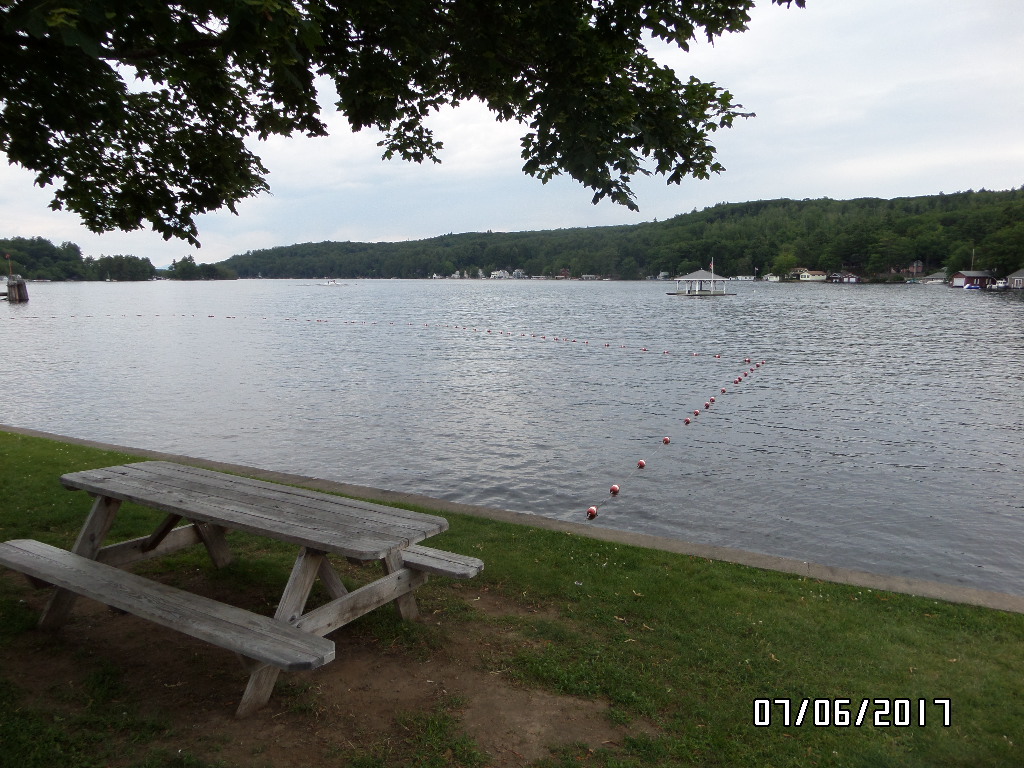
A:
<box><xmin>0</xmin><ymin>0</ymin><xmax>804</xmax><ymax>246</ymax></box>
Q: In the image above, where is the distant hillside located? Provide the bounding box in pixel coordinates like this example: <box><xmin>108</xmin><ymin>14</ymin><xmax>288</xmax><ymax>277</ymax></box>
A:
<box><xmin>219</xmin><ymin>189</ymin><xmax>1024</xmax><ymax>281</ymax></box>
<box><xmin>7</xmin><ymin>189</ymin><xmax>1022</xmax><ymax>282</ymax></box>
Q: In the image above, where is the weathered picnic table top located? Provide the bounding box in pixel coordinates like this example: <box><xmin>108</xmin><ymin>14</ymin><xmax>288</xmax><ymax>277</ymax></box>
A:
<box><xmin>61</xmin><ymin>461</ymin><xmax>448</xmax><ymax>560</ymax></box>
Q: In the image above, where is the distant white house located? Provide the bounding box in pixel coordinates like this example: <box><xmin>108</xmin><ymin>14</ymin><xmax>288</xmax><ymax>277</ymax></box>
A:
<box><xmin>490</xmin><ymin>269</ymin><xmax>511</xmax><ymax>279</ymax></box>
<box><xmin>798</xmin><ymin>269</ymin><xmax>827</xmax><ymax>282</ymax></box>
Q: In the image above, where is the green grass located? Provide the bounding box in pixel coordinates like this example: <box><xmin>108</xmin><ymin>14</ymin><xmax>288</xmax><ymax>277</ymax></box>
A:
<box><xmin>1</xmin><ymin>429</ymin><xmax>1022</xmax><ymax>767</ymax></box>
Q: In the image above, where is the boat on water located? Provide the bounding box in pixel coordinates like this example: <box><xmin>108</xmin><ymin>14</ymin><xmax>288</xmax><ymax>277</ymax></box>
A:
<box><xmin>667</xmin><ymin>268</ymin><xmax>734</xmax><ymax>297</ymax></box>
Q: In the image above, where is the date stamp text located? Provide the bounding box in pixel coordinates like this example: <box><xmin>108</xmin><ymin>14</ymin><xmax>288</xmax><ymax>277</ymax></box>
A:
<box><xmin>753</xmin><ymin>698</ymin><xmax>951</xmax><ymax>727</ymax></box>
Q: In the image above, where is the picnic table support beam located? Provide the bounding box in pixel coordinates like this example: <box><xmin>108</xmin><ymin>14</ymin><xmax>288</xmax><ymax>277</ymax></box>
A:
<box><xmin>193</xmin><ymin>522</ymin><xmax>233</xmax><ymax>568</ymax></box>
<box><xmin>97</xmin><ymin>524</ymin><xmax>204</xmax><ymax>567</ymax></box>
<box><xmin>142</xmin><ymin>513</ymin><xmax>183</xmax><ymax>552</ymax></box>
<box><xmin>291</xmin><ymin>567</ymin><xmax>428</xmax><ymax>638</ymax></box>
<box><xmin>236</xmin><ymin>547</ymin><xmax>324</xmax><ymax>717</ymax></box>
<box><xmin>39</xmin><ymin>494</ymin><xmax>121</xmax><ymax>629</ymax></box>
<box><xmin>142</xmin><ymin>515</ymin><xmax>233</xmax><ymax>569</ymax></box>
<box><xmin>384</xmin><ymin>551</ymin><xmax>420</xmax><ymax>621</ymax></box>
<box><xmin>318</xmin><ymin>557</ymin><xmax>349</xmax><ymax>598</ymax></box>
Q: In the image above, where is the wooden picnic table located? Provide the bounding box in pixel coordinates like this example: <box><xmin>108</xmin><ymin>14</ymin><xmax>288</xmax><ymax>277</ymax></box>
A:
<box><xmin>0</xmin><ymin>461</ymin><xmax>483</xmax><ymax>716</ymax></box>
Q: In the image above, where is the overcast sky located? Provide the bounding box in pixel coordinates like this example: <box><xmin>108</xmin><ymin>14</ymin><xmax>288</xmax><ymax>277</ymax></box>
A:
<box><xmin>1</xmin><ymin>0</ymin><xmax>1021</xmax><ymax>268</ymax></box>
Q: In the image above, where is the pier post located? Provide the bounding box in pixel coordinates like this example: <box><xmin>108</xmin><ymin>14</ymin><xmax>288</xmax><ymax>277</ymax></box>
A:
<box><xmin>3</xmin><ymin>275</ymin><xmax>29</xmax><ymax>303</ymax></box>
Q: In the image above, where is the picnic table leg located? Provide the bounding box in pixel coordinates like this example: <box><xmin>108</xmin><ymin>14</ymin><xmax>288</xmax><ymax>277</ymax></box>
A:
<box><xmin>383</xmin><ymin>551</ymin><xmax>420</xmax><ymax>621</ymax></box>
<box><xmin>39</xmin><ymin>494</ymin><xmax>121</xmax><ymax>629</ymax></box>
<box><xmin>193</xmin><ymin>522</ymin><xmax>233</xmax><ymax>568</ymax></box>
<box><xmin>317</xmin><ymin>558</ymin><xmax>349</xmax><ymax>598</ymax></box>
<box><xmin>236</xmin><ymin>547</ymin><xmax>324</xmax><ymax>718</ymax></box>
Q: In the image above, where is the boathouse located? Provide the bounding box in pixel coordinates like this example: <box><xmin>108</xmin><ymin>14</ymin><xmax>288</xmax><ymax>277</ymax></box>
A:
<box><xmin>1007</xmin><ymin>269</ymin><xmax>1024</xmax><ymax>289</ymax></box>
<box><xmin>950</xmin><ymin>271</ymin><xmax>995</xmax><ymax>289</ymax></box>
<box><xmin>827</xmin><ymin>272</ymin><xmax>862</xmax><ymax>283</ymax></box>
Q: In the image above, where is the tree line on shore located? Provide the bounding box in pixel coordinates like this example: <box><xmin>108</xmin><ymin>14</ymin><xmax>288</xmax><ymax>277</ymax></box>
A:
<box><xmin>221</xmin><ymin>188</ymin><xmax>1024</xmax><ymax>280</ymax></box>
<box><xmin>5</xmin><ymin>189</ymin><xmax>1022</xmax><ymax>282</ymax></box>
<box><xmin>0</xmin><ymin>244</ymin><xmax>235</xmax><ymax>282</ymax></box>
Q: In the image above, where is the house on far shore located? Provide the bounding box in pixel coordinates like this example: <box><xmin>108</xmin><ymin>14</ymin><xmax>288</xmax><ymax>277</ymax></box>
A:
<box><xmin>1007</xmin><ymin>268</ymin><xmax>1024</xmax><ymax>289</ymax></box>
<box><xmin>827</xmin><ymin>272</ymin><xmax>862</xmax><ymax>283</ymax></box>
<box><xmin>797</xmin><ymin>269</ymin><xmax>827</xmax><ymax>282</ymax></box>
<box><xmin>950</xmin><ymin>270</ymin><xmax>995</xmax><ymax>289</ymax></box>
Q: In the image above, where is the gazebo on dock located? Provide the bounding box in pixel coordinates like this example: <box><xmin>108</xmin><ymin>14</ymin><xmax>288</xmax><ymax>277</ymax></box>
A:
<box><xmin>667</xmin><ymin>269</ymin><xmax>733</xmax><ymax>297</ymax></box>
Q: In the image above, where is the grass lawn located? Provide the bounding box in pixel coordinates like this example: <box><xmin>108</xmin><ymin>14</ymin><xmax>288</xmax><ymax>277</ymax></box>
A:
<box><xmin>0</xmin><ymin>429</ymin><xmax>1021</xmax><ymax>767</ymax></box>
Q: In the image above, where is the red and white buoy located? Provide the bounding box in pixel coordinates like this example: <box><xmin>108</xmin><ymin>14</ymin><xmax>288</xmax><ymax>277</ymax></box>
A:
<box><xmin>610</xmin><ymin>484</ymin><xmax>620</xmax><ymax>496</ymax></box>
<box><xmin>587</xmin><ymin>506</ymin><xmax>598</xmax><ymax>519</ymax></box>
<box><xmin>663</xmin><ymin>436</ymin><xmax>671</xmax><ymax>444</ymax></box>
<box><xmin>637</xmin><ymin>460</ymin><xmax>646</xmax><ymax>469</ymax></box>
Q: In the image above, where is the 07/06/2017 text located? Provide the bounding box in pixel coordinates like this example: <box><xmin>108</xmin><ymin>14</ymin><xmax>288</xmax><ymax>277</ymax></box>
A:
<box><xmin>753</xmin><ymin>698</ymin><xmax>951</xmax><ymax>728</ymax></box>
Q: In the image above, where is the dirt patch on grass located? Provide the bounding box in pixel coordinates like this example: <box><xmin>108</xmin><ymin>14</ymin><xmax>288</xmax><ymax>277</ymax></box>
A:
<box><xmin>1</xmin><ymin>577</ymin><xmax>655</xmax><ymax>767</ymax></box>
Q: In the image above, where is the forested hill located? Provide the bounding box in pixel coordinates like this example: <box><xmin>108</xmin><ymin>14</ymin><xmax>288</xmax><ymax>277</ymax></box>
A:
<box><xmin>6</xmin><ymin>189</ymin><xmax>1022</xmax><ymax>282</ymax></box>
<box><xmin>221</xmin><ymin>189</ymin><xmax>1023</xmax><ymax>281</ymax></box>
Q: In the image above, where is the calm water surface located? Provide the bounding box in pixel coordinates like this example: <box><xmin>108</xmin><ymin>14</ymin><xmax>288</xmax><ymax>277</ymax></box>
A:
<box><xmin>3</xmin><ymin>279</ymin><xmax>1022</xmax><ymax>594</ymax></box>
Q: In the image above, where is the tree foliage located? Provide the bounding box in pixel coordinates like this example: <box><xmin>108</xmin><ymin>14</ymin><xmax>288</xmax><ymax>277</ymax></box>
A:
<box><xmin>165</xmin><ymin>254</ymin><xmax>237</xmax><ymax>280</ymax></box>
<box><xmin>218</xmin><ymin>189</ymin><xmax>1024</xmax><ymax>280</ymax></box>
<box><xmin>0</xmin><ymin>236</ymin><xmax>155</xmax><ymax>280</ymax></box>
<box><xmin>1</xmin><ymin>0</ymin><xmax>803</xmax><ymax>246</ymax></box>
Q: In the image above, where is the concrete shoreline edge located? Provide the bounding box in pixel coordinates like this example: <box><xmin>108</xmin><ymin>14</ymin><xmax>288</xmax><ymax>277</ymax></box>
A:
<box><xmin>5</xmin><ymin>423</ymin><xmax>1022</xmax><ymax>615</ymax></box>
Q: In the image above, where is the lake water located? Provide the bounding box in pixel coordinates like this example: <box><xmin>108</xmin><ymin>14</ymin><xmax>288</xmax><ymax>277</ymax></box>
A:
<box><xmin>3</xmin><ymin>278</ymin><xmax>1022</xmax><ymax>594</ymax></box>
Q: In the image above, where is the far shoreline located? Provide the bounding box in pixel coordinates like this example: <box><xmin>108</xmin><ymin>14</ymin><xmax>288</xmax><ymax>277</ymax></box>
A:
<box><xmin>4</xmin><ymin>422</ymin><xmax>1022</xmax><ymax>615</ymax></box>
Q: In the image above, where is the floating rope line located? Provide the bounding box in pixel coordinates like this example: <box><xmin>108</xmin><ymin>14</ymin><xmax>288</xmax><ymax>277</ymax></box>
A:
<box><xmin>584</xmin><ymin>358</ymin><xmax>768</xmax><ymax>521</ymax></box>
<box><xmin>7</xmin><ymin>311</ymin><xmax>760</xmax><ymax>361</ymax></box>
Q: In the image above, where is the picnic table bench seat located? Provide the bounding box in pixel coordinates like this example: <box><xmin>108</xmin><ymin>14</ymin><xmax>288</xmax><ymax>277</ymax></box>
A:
<box><xmin>0</xmin><ymin>538</ymin><xmax>335</xmax><ymax>671</ymax></box>
<box><xmin>383</xmin><ymin>544</ymin><xmax>482</xmax><ymax>579</ymax></box>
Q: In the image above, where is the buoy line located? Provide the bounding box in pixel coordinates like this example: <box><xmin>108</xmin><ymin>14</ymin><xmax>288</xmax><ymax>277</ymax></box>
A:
<box><xmin>7</xmin><ymin>311</ymin><xmax>762</xmax><ymax>363</ymax></box>
<box><xmin>585</xmin><ymin>358</ymin><xmax>768</xmax><ymax>521</ymax></box>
